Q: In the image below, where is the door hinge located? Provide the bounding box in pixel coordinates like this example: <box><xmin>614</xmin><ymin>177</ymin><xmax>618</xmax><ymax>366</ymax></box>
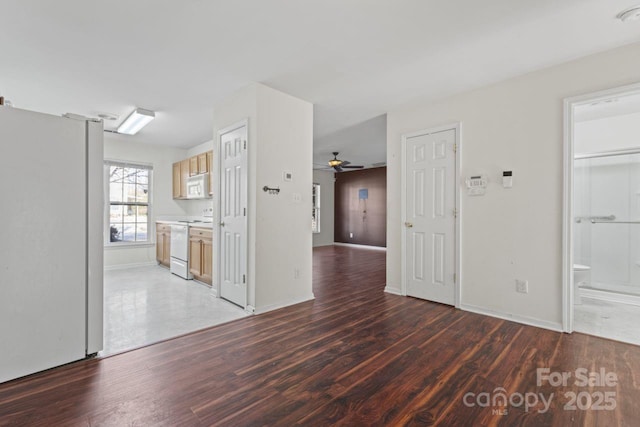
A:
<box><xmin>453</xmin><ymin>208</ymin><xmax>458</xmax><ymax>218</ymax></box>
<box><xmin>243</xmin><ymin>140</ymin><xmax>247</xmax><ymax>150</ymax></box>
<box><xmin>453</xmin><ymin>143</ymin><xmax>457</xmax><ymax>153</ymax></box>
<box><xmin>242</xmin><ymin>274</ymin><xmax>246</xmax><ymax>284</ymax></box>
<box><xmin>243</xmin><ymin>207</ymin><xmax>246</xmax><ymax>216</ymax></box>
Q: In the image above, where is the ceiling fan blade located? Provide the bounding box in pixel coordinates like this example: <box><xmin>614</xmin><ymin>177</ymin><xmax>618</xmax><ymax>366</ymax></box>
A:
<box><xmin>342</xmin><ymin>165</ymin><xmax>364</xmax><ymax>169</ymax></box>
<box><xmin>341</xmin><ymin>160</ymin><xmax>351</xmax><ymax>166</ymax></box>
<box><xmin>333</xmin><ymin>165</ymin><xmax>343</xmax><ymax>172</ymax></box>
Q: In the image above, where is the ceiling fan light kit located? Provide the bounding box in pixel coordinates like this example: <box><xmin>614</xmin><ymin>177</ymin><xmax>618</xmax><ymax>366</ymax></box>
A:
<box><xmin>327</xmin><ymin>152</ymin><xmax>364</xmax><ymax>172</ymax></box>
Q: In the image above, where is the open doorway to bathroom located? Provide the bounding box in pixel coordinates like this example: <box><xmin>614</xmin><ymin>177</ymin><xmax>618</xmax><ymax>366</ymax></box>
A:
<box><xmin>565</xmin><ymin>84</ymin><xmax>640</xmax><ymax>345</ymax></box>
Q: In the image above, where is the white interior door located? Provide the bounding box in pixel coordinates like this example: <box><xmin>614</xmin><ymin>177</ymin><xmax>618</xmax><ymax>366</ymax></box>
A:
<box><xmin>219</xmin><ymin>123</ymin><xmax>248</xmax><ymax>308</ymax></box>
<box><xmin>0</xmin><ymin>108</ymin><xmax>87</xmax><ymax>383</ymax></box>
<box><xmin>404</xmin><ymin>128</ymin><xmax>456</xmax><ymax>305</ymax></box>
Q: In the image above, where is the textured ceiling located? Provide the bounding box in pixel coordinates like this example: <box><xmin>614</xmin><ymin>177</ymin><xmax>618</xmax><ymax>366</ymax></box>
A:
<box><xmin>2</xmin><ymin>0</ymin><xmax>640</xmax><ymax>168</ymax></box>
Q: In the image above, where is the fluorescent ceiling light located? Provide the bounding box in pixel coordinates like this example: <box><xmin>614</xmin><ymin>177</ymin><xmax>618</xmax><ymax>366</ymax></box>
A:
<box><xmin>117</xmin><ymin>108</ymin><xmax>155</xmax><ymax>135</ymax></box>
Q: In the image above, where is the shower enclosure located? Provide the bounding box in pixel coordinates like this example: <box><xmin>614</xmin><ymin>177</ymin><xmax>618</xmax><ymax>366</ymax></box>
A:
<box><xmin>574</xmin><ymin>149</ymin><xmax>640</xmax><ymax>297</ymax></box>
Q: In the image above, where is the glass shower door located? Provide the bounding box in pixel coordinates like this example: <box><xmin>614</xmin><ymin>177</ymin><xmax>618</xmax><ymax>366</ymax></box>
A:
<box><xmin>574</xmin><ymin>153</ymin><xmax>640</xmax><ymax>296</ymax></box>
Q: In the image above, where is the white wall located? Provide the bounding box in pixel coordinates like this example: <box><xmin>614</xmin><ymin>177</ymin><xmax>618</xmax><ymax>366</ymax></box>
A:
<box><xmin>104</xmin><ymin>136</ymin><xmax>188</xmax><ymax>268</ymax></box>
<box><xmin>213</xmin><ymin>83</ymin><xmax>314</xmax><ymax>313</ymax></box>
<box><xmin>313</xmin><ymin>170</ymin><xmax>335</xmax><ymax>247</ymax></box>
<box><xmin>387</xmin><ymin>41</ymin><xmax>640</xmax><ymax>330</ymax></box>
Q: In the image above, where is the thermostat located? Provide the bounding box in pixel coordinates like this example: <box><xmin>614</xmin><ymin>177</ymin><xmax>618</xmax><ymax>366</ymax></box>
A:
<box><xmin>502</xmin><ymin>171</ymin><xmax>513</xmax><ymax>188</ymax></box>
<box><xmin>465</xmin><ymin>175</ymin><xmax>487</xmax><ymax>196</ymax></box>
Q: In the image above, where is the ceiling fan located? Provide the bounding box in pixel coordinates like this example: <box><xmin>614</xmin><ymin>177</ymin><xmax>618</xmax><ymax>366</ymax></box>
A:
<box><xmin>327</xmin><ymin>152</ymin><xmax>364</xmax><ymax>172</ymax></box>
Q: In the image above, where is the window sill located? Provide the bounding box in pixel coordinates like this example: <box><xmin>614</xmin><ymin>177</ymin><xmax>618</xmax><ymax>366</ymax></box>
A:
<box><xmin>104</xmin><ymin>242</ymin><xmax>155</xmax><ymax>250</ymax></box>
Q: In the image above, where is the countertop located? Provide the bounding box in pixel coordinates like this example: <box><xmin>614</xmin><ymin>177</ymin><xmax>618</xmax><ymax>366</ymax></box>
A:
<box><xmin>156</xmin><ymin>219</ymin><xmax>213</xmax><ymax>229</ymax></box>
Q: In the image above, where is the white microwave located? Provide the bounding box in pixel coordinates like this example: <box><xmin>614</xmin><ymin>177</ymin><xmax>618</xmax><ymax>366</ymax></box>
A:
<box><xmin>186</xmin><ymin>173</ymin><xmax>209</xmax><ymax>199</ymax></box>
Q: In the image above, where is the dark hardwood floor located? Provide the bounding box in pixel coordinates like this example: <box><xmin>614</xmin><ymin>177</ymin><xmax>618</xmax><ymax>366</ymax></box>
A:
<box><xmin>1</xmin><ymin>245</ymin><xmax>639</xmax><ymax>426</ymax></box>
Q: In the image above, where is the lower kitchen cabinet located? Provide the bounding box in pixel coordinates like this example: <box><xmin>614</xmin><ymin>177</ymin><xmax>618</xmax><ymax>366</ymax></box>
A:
<box><xmin>156</xmin><ymin>224</ymin><xmax>171</xmax><ymax>267</ymax></box>
<box><xmin>189</xmin><ymin>227</ymin><xmax>212</xmax><ymax>285</ymax></box>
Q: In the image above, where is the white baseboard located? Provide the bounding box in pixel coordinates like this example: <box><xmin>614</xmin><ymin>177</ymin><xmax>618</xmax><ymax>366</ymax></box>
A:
<box><xmin>580</xmin><ymin>287</ymin><xmax>640</xmax><ymax>307</ymax></box>
<box><xmin>333</xmin><ymin>242</ymin><xmax>387</xmax><ymax>251</ymax></box>
<box><xmin>459</xmin><ymin>303</ymin><xmax>563</xmax><ymax>333</ymax></box>
<box><xmin>384</xmin><ymin>286</ymin><xmax>403</xmax><ymax>295</ymax></box>
<box><xmin>253</xmin><ymin>294</ymin><xmax>315</xmax><ymax>315</ymax></box>
<box><xmin>104</xmin><ymin>261</ymin><xmax>158</xmax><ymax>271</ymax></box>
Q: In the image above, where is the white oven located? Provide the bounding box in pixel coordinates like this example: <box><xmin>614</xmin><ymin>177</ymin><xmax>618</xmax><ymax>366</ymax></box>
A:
<box><xmin>186</xmin><ymin>173</ymin><xmax>209</xmax><ymax>199</ymax></box>
<box><xmin>170</xmin><ymin>224</ymin><xmax>192</xmax><ymax>279</ymax></box>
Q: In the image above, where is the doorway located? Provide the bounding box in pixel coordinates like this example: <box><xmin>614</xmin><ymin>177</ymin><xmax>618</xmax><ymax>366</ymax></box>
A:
<box><xmin>401</xmin><ymin>124</ymin><xmax>461</xmax><ymax>306</ymax></box>
<box><xmin>564</xmin><ymin>83</ymin><xmax>640</xmax><ymax>345</ymax></box>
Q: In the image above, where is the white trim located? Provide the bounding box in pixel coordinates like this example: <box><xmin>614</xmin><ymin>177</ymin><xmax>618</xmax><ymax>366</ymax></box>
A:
<box><xmin>384</xmin><ymin>286</ymin><xmax>403</xmax><ymax>295</ymax></box>
<box><xmin>575</xmin><ymin>147</ymin><xmax>640</xmax><ymax>160</ymax></box>
<box><xmin>400</xmin><ymin>122</ymin><xmax>462</xmax><ymax>306</ymax></box>
<box><xmin>333</xmin><ymin>242</ymin><xmax>386</xmax><ymax>251</ymax></box>
<box><xmin>252</xmin><ymin>294</ymin><xmax>315</xmax><ymax>315</ymax></box>
<box><xmin>562</xmin><ymin>97</ymin><xmax>574</xmax><ymax>333</ymax></box>
<box><xmin>460</xmin><ymin>303</ymin><xmax>563</xmax><ymax>333</ymax></box>
<box><xmin>104</xmin><ymin>158</ymin><xmax>153</xmax><ymax>169</ymax></box>
<box><xmin>104</xmin><ymin>261</ymin><xmax>158</xmax><ymax>271</ymax></box>
<box><xmin>104</xmin><ymin>242</ymin><xmax>155</xmax><ymax>249</ymax></box>
<box><xmin>217</xmin><ymin>119</ymin><xmax>249</xmax><ymax>309</ymax></box>
<box><xmin>580</xmin><ymin>288</ymin><xmax>640</xmax><ymax>307</ymax></box>
<box><xmin>562</xmin><ymin>81</ymin><xmax>640</xmax><ymax>333</ymax></box>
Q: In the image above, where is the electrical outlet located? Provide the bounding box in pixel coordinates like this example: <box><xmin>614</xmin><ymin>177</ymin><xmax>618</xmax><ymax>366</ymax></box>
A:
<box><xmin>516</xmin><ymin>279</ymin><xmax>528</xmax><ymax>294</ymax></box>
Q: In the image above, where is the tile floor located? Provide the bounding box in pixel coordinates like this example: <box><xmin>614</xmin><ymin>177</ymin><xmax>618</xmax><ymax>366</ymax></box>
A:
<box><xmin>574</xmin><ymin>297</ymin><xmax>640</xmax><ymax>346</ymax></box>
<box><xmin>102</xmin><ymin>265</ymin><xmax>248</xmax><ymax>356</ymax></box>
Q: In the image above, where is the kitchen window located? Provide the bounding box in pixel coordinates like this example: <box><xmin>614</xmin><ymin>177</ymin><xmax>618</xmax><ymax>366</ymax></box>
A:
<box><xmin>105</xmin><ymin>161</ymin><xmax>152</xmax><ymax>245</ymax></box>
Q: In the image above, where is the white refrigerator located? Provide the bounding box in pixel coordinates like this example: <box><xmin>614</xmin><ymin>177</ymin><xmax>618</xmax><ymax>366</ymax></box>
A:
<box><xmin>0</xmin><ymin>106</ymin><xmax>103</xmax><ymax>383</ymax></box>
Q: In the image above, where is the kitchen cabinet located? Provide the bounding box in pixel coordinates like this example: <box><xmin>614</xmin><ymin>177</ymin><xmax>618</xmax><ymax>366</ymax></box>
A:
<box><xmin>189</xmin><ymin>156</ymin><xmax>198</xmax><ymax>176</ymax></box>
<box><xmin>189</xmin><ymin>227</ymin><xmax>212</xmax><ymax>285</ymax></box>
<box><xmin>172</xmin><ymin>162</ymin><xmax>181</xmax><ymax>199</ymax></box>
<box><xmin>197</xmin><ymin>152</ymin><xmax>208</xmax><ymax>175</ymax></box>
<box><xmin>172</xmin><ymin>159</ymin><xmax>191</xmax><ymax>199</ymax></box>
<box><xmin>156</xmin><ymin>223</ymin><xmax>171</xmax><ymax>267</ymax></box>
<box><xmin>172</xmin><ymin>151</ymin><xmax>214</xmax><ymax>199</ymax></box>
<box><xmin>207</xmin><ymin>151</ymin><xmax>213</xmax><ymax>196</ymax></box>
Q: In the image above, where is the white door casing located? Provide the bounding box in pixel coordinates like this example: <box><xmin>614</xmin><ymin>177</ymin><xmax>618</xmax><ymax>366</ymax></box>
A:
<box><xmin>402</xmin><ymin>126</ymin><xmax>458</xmax><ymax>306</ymax></box>
<box><xmin>219</xmin><ymin>121</ymin><xmax>248</xmax><ymax>309</ymax></box>
<box><xmin>562</xmin><ymin>82</ymin><xmax>640</xmax><ymax>332</ymax></box>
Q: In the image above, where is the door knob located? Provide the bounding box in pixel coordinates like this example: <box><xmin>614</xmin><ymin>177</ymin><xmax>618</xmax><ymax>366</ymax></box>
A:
<box><xmin>404</xmin><ymin>222</ymin><xmax>413</xmax><ymax>228</ymax></box>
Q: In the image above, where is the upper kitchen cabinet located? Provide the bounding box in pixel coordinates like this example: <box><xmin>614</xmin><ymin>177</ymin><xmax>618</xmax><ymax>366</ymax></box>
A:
<box><xmin>172</xmin><ymin>162</ymin><xmax>181</xmax><ymax>199</ymax></box>
<box><xmin>206</xmin><ymin>151</ymin><xmax>213</xmax><ymax>196</ymax></box>
<box><xmin>189</xmin><ymin>156</ymin><xmax>198</xmax><ymax>176</ymax></box>
<box><xmin>173</xmin><ymin>150</ymin><xmax>213</xmax><ymax>199</ymax></box>
<box><xmin>172</xmin><ymin>158</ymin><xmax>190</xmax><ymax>199</ymax></box>
<box><xmin>198</xmin><ymin>152</ymin><xmax>208</xmax><ymax>175</ymax></box>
